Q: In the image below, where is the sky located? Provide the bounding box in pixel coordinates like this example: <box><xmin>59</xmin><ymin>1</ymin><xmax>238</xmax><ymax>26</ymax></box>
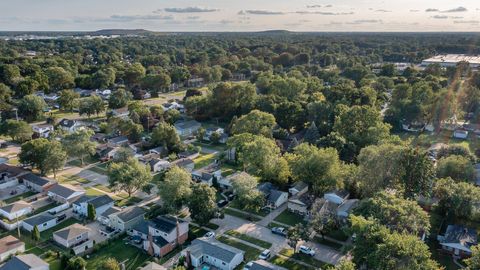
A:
<box><xmin>2</xmin><ymin>0</ymin><xmax>480</xmax><ymax>32</ymax></box>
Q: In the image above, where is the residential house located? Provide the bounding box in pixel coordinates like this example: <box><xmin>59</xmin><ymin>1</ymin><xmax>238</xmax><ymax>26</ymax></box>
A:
<box><xmin>47</xmin><ymin>184</ymin><xmax>85</xmax><ymax>204</ymax></box>
<box><xmin>288</xmin><ymin>181</ymin><xmax>308</xmax><ymax>197</ymax></box>
<box><xmin>438</xmin><ymin>225</ymin><xmax>478</xmax><ymax>258</ymax></box>
<box><xmin>149</xmin><ymin>146</ymin><xmax>166</xmax><ymax>156</ymax></box>
<box><xmin>287</xmin><ymin>192</ymin><xmax>316</xmax><ymax>217</ymax></box>
<box><xmin>109</xmin><ymin>206</ymin><xmax>145</xmax><ymax>232</ymax></box>
<box><xmin>90</xmin><ymin>133</ymin><xmax>107</xmax><ymax>143</ymax></box>
<box><xmin>453</xmin><ymin>129</ymin><xmax>469</xmax><ymax>140</ymax></box>
<box><xmin>174</xmin><ymin>120</ymin><xmax>201</xmax><ymax>137</ymax></box>
<box><xmin>203</xmin><ymin>127</ymin><xmax>226</xmax><ymax>142</ymax></box>
<box><xmin>72</xmin><ymin>195</ymin><xmax>114</xmax><ymax>218</ymax></box>
<box><xmin>0</xmin><ymin>236</ymin><xmax>24</xmax><ymax>262</ymax></box>
<box><xmin>318</xmin><ymin>190</ymin><xmax>359</xmax><ymax>222</ymax></box>
<box><xmin>183</xmin><ymin>237</ymin><xmax>244</xmax><ymax>270</ymax></box>
<box><xmin>32</xmin><ymin>124</ymin><xmax>54</xmax><ymax>138</ymax></box>
<box><xmin>96</xmin><ymin>145</ymin><xmax>119</xmax><ymax>161</ymax></box>
<box><xmin>43</xmin><ymin>93</ymin><xmax>59</xmax><ymax>103</ymax></box>
<box><xmin>98</xmin><ymin>207</ymin><xmax>120</xmax><ymax>226</ymax></box>
<box><xmin>22</xmin><ymin>213</ymin><xmax>57</xmax><ymax>232</ymax></box>
<box><xmin>0</xmin><ymin>254</ymin><xmax>49</xmax><ymax>270</ymax></box>
<box><xmin>58</xmin><ymin>119</ymin><xmax>82</xmax><ymax>133</ymax></box>
<box><xmin>53</xmin><ymin>223</ymin><xmax>91</xmax><ymax>248</ymax></box>
<box><xmin>0</xmin><ymin>164</ymin><xmax>27</xmax><ymax>189</ymax></box>
<box><xmin>162</xmin><ymin>102</ymin><xmax>184</xmax><ymax>112</ymax></box>
<box><xmin>107</xmin><ymin>136</ymin><xmax>129</xmax><ymax>147</ymax></box>
<box><xmin>0</xmin><ymin>201</ymin><xmax>32</xmax><ymax>221</ymax></box>
<box><xmin>257</xmin><ymin>182</ymin><xmax>288</xmax><ymax>209</ymax></box>
<box><xmin>192</xmin><ymin>167</ymin><xmax>222</xmax><ymax>186</ymax></box>
<box><xmin>111</xmin><ymin>107</ymin><xmax>130</xmax><ymax>119</ymax></box>
<box><xmin>232</xmin><ymin>73</ymin><xmax>246</xmax><ymax>81</ymax></box>
<box><xmin>324</xmin><ymin>190</ymin><xmax>350</xmax><ymax>205</ymax></box>
<box><xmin>178</xmin><ymin>151</ymin><xmax>200</xmax><ymax>160</ymax></box>
<box><xmin>139</xmin><ymin>216</ymin><xmax>189</xmax><ymax>257</ymax></box>
<box><xmin>171</xmin><ymin>159</ymin><xmax>195</xmax><ymax>173</ymax></box>
<box><xmin>219</xmin><ymin>171</ymin><xmax>252</xmax><ymax>190</ymax></box>
<box><xmin>21</xmin><ymin>173</ymin><xmax>55</xmax><ymax>192</ymax></box>
<box><xmin>139</xmin><ymin>262</ymin><xmax>167</xmax><ymax>270</ymax></box>
<box><xmin>149</xmin><ymin>159</ymin><xmax>170</xmax><ymax>173</ymax></box>
<box><xmin>246</xmin><ymin>260</ymin><xmax>288</xmax><ymax>270</ymax></box>
<box><xmin>187</xmin><ymin>78</ymin><xmax>205</xmax><ymax>88</ymax></box>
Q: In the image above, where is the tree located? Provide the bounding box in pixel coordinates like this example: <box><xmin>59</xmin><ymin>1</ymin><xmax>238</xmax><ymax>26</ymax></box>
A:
<box><xmin>93</xmin><ymin>68</ymin><xmax>116</xmax><ymax>89</ymax></box>
<box><xmin>58</xmin><ymin>89</ymin><xmax>80</xmax><ymax>112</ymax></box>
<box><xmin>158</xmin><ymin>166</ymin><xmax>192</xmax><ymax>213</ymax></box>
<box><xmin>187</xmin><ymin>183</ymin><xmax>217</xmax><ymax>225</ymax></box>
<box><xmin>327</xmin><ymin>259</ymin><xmax>356</xmax><ymax>270</ymax></box>
<box><xmin>350</xmin><ymin>215</ymin><xmax>439</xmax><ymax>270</ymax></box>
<box><xmin>355</xmin><ymin>191</ymin><xmax>430</xmax><ymax>235</ymax></box>
<box><xmin>18</xmin><ymin>94</ymin><xmax>47</xmax><ymax>122</ymax></box>
<box><xmin>108</xmin><ymin>157</ymin><xmax>152</xmax><ymax>197</ymax></box>
<box><xmin>32</xmin><ymin>225</ymin><xmax>40</xmax><ymax>241</ymax></box>
<box><xmin>400</xmin><ymin>147</ymin><xmax>436</xmax><ymax>199</ymax></box>
<box><xmin>303</xmin><ymin>122</ymin><xmax>320</xmax><ymax>144</ymax></box>
<box><xmin>287</xmin><ymin>224</ymin><xmax>309</xmax><ymax>253</ymax></box>
<box><xmin>437</xmin><ymin>155</ymin><xmax>476</xmax><ymax>182</ymax></box>
<box><xmin>79</xmin><ymin>95</ymin><xmax>104</xmax><ymax>117</ymax></box>
<box><xmin>151</xmin><ymin>122</ymin><xmax>183</xmax><ymax>152</ymax></box>
<box><xmin>61</xmin><ymin>129</ymin><xmax>96</xmax><ymax>166</ymax></box>
<box><xmin>0</xmin><ymin>83</ymin><xmax>12</xmax><ymax>110</ymax></box>
<box><xmin>46</xmin><ymin>66</ymin><xmax>74</xmax><ymax>91</ymax></box>
<box><xmin>231</xmin><ymin>172</ymin><xmax>264</xmax><ymax>213</ymax></box>
<box><xmin>434</xmin><ymin>177</ymin><xmax>480</xmax><ymax>219</ymax></box>
<box><xmin>465</xmin><ymin>245</ymin><xmax>480</xmax><ymax>270</ymax></box>
<box><xmin>19</xmin><ymin>138</ymin><xmax>67</xmax><ymax>176</ymax></box>
<box><xmin>1</xmin><ymin>120</ymin><xmax>32</xmax><ymax>142</ymax></box>
<box><xmin>142</xmin><ymin>73</ymin><xmax>171</xmax><ymax>93</ymax></box>
<box><xmin>87</xmin><ymin>203</ymin><xmax>96</xmax><ymax>221</ymax></box>
<box><xmin>210</xmin><ymin>82</ymin><xmax>257</xmax><ymax>119</ymax></box>
<box><xmin>287</xmin><ymin>143</ymin><xmax>343</xmax><ymax>194</ymax></box>
<box><xmin>124</xmin><ymin>63</ymin><xmax>146</xmax><ymax>86</ymax></box>
<box><xmin>100</xmin><ymin>258</ymin><xmax>120</xmax><ymax>270</ymax></box>
<box><xmin>108</xmin><ymin>88</ymin><xmax>132</xmax><ymax>109</ymax></box>
<box><xmin>309</xmin><ymin>199</ymin><xmax>337</xmax><ymax>240</ymax></box>
<box><xmin>164</xmin><ymin>109</ymin><xmax>181</xmax><ymax>125</ymax></box>
<box><xmin>66</xmin><ymin>256</ymin><xmax>87</xmax><ymax>270</ymax></box>
<box><xmin>231</xmin><ymin>110</ymin><xmax>277</xmax><ymax>138</ymax></box>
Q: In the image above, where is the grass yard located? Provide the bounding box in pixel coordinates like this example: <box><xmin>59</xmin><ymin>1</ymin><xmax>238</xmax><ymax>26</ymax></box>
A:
<box><xmin>314</xmin><ymin>236</ymin><xmax>344</xmax><ymax>251</ymax></box>
<box><xmin>6</xmin><ymin>158</ymin><xmax>19</xmax><ymax>165</ymax></box>
<box><xmin>189</xmin><ymin>225</ymin><xmax>209</xmax><ymax>240</ymax></box>
<box><xmin>229</xmin><ymin>200</ymin><xmax>269</xmax><ymax>217</ymax></box>
<box><xmin>225</xmin><ymin>230</ymin><xmax>272</xmax><ymax>249</ymax></box>
<box><xmin>58</xmin><ymin>174</ymin><xmax>90</xmax><ymax>185</ymax></box>
<box><xmin>267</xmin><ymin>222</ymin><xmax>286</xmax><ymax>229</ymax></box>
<box><xmin>193</xmin><ymin>153</ymin><xmax>218</xmax><ymax>169</ymax></box>
<box><xmin>274</xmin><ymin>210</ymin><xmax>307</xmax><ymax>227</ymax></box>
<box><xmin>325</xmin><ymin>229</ymin><xmax>349</xmax><ymax>242</ymax></box>
<box><xmin>217</xmin><ymin>236</ymin><xmax>262</xmax><ymax>263</ymax></box>
<box><xmin>224</xmin><ymin>208</ymin><xmax>261</xmax><ymax>222</ymax></box>
<box><xmin>87</xmin><ymin>165</ymin><xmax>108</xmax><ymax>175</ymax></box>
<box><xmin>85</xmin><ymin>187</ymin><xmax>107</xmax><ymax>196</ymax></box>
<box><xmin>67</xmin><ymin>156</ymin><xmax>98</xmax><ymax>167</ymax></box>
<box><xmin>93</xmin><ymin>184</ymin><xmax>112</xmax><ymax>193</ymax></box>
<box><xmin>86</xmin><ymin>237</ymin><xmax>150</xmax><ymax>270</ymax></box>
<box><xmin>395</xmin><ymin>130</ymin><xmax>480</xmax><ymax>152</ymax></box>
<box><xmin>278</xmin><ymin>248</ymin><xmax>332</xmax><ymax>269</ymax></box>
<box><xmin>192</xmin><ymin>142</ymin><xmax>228</xmax><ymax>153</ymax></box>
<box><xmin>4</xmin><ymin>191</ymin><xmax>36</xmax><ymax>204</ymax></box>
<box><xmin>271</xmin><ymin>255</ymin><xmax>315</xmax><ymax>270</ymax></box>
<box><xmin>115</xmin><ymin>196</ymin><xmax>142</xmax><ymax>207</ymax></box>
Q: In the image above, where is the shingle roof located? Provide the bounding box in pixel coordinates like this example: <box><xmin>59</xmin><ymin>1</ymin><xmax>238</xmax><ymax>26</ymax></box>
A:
<box><xmin>0</xmin><ymin>254</ymin><xmax>48</xmax><ymax>270</ymax></box>
<box><xmin>0</xmin><ymin>164</ymin><xmax>27</xmax><ymax>177</ymax></box>
<box><xmin>444</xmin><ymin>225</ymin><xmax>478</xmax><ymax>247</ymax></box>
<box><xmin>54</xmin><ymin>223</ymin><xmax>90</xmax><ymax>240</ymax></box>
<box><xmin>189</xmin><ymin>238</ymin><xmax>244</xmax><ymax>263</ymax></box>
<box><xmin>150</xmin><ymin>216</ymin><xmax>185</xmax><ymax>233</ymax></box>
<box><xmin>132</xmin><ymin>220</ymin><xmax>150</xmax><ymax>235</ymax></box>
<box><xmin>108</xmin><ymin>136</ymin><xmax>129</xmax><ymax>144</ymax></box>
<box><xmin>21</xmin><ymin>173</ymin><xmax>51</xmax><ymax>187</ymax></box>
<box><xmin>23</xmin><ymin>213</ymin><xmax>56</xmax><ymax>226</ymax></box>
<box><xmin>0</xmin><ymin>201</ymin><xmax>31</xmax><ymax>214</ymax></box>
<box><xmin>100</xmin><ymin>207</ymin><xmax>120</xmax><ymax>218</ymax></box>
<box><xmin>59</xmin><ymin>119</ymin><xmax>76</xmax><ymax>128</ymax></box>
<box><xmin>48</xmin><ymin>184</ymin><xmax>84</xmax><ymax>199</ymax></box>
<box><xmin>116</xmin><ymin>206</ymin><xmax>145</xmax><ymax>222</ymax></box>
<box><xmin>140</xmin><ymin>262</ymin><xmax>167</xmax><ymax>270</ymax></box>
<box><xmin>250</xmin><ymin>260</ymin><xmax>287</xmax><ymax>270</ymax></box>
<box><xmin>174</xmin><ymin>120</ymin><xmax>201</xmax><ymax>130</ymax></box>
<box><xmin>268</xmin><ymin>190</ymin><xmax>286</xmax><ymax>204</ymax></box>
<box><xmin>0</xmin><ymin>235</ymin><xmax>24</xmax><ymax>255</ymax></box>
<box><xmin>73</xmin><ymin>195</ymin><xmax>113</xmax><ymax>208</ymax></box>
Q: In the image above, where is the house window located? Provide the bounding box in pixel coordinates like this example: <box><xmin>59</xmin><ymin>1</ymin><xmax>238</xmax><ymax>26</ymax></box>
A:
<box><xmin>76</xmin><ymin>235</ymin><xmax>82</xmax><ymax>240</ymax></box>
<box><xmin>222</xmin><ymin>262</ymin><xmax>226</xmax><ymax>265</ymax></box>
<box><xmin>43</xmin><ymin>223</ymin><xmax>47</xmax><ymax>227</ymax></box>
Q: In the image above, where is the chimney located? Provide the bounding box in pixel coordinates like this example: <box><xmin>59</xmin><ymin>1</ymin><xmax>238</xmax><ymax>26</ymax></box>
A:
<box><xmin>147</xmin><ymin>233</ymin><xmax>154</xmax><ymax>256</ymax></box>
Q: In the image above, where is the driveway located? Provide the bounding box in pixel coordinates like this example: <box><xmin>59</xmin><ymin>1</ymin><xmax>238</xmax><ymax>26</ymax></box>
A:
<box><xmin>86</xmin><ymin>221</ymin><xmax>108</xmax><ymax>244</ymax></box>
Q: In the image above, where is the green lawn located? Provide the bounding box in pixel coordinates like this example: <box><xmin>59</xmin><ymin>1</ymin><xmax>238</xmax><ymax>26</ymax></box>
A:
<box><xmin>85</xmin><ymin>187</ymin><xmax>107</xmax><ymax>196</ymax></box>
<box><xmin>225</xmin><ymin>230</ymin><xmax>272</xmax><ymax>249</ymax></box>
<box><xmin>58</xmin><ymin>174</ymin><xmax>90</xmax><ymax>185</ymax></box>
<box><xmin>93</xmin><ymin>184</ymin><xmax>112</xmax><ymax>193</ymax></box>
<box><xmin>267</xmin><ymin>222</ymin><xmax>286</xmax><ymax>229</ymax></box>
<box><xmin>193</xmin><ymin>153</ymin><xmax>218</xmax><ymax>169</ymax></box>
<box><xmin>189</xmin><ymin>225</ymin><xmax>209</xmax><ymax>240</ymax></box>
<box><xmin>4</xmin><ymin>191</ymin><xmax>36</xmax><ymax>204</ymax></box>
<box><xmin>115</xmin><ymin>196</ymin><xmax>142</xmax><ymax>207</ymax></box>
<box><xmin>86</xmin><ymin>237</ymin><xmax>150</xmax><ymax>270</ymax></box>
<box><xmin>87</xmin><ymin>165</ymin><xmax>108</xmax><ymax>175</ymax></box>
<box><xmin>325</xmin><ymin>229</ymin><xmax>349</xmax><ymax>242</ymax></box>
<box><xmin>396</xmin><ymin>130</ymin><xmax>480</xmax><ymax>152</ymax></box>
<box><xmin>229</xmin><ymin>200</ymin><xmax>269</xmax><ymax>217</ymax></box>
<box><xmin>271</xmin><ymin>255</ymin><xmax>315</xmax><ymax>270</ymax></box>
<box><xmin>217</xmin><ymin>236</ymin><xmax>262</xmax><ymax>263</ymax></box>
<box><xmin>274</xmin><ymin>210</ymin><xmax>307</xmax><ymax>227</ymax></box>
<box><xmin>192</xmin><ymin>142</ymin><xmax>227</xmax><ymax>153</ymax></box>
<box><xmin>224</xmin><ymin>208</ymin><xmax>261</xmax><ymax>222</ymax></box>
<box><xmin>278</xmin><ymin>248</ymin><xmax>332</xmax><ymax>269</ymax></box>
<box><xmin>67</xmin><ymin>156</ymin><xmax>98</xmax><ymax>167</ymax></box>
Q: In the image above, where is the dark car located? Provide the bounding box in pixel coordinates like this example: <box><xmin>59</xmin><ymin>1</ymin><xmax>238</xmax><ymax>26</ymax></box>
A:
<box><xmin>271</xmin><ymin>227</ymin><xmax>287</xmax><ymax>237</ymax></box>
<box><xmin>227</xmin><ymin>194</ymin><xmax>236</xmax><ymax>201</ymax></box>
<box><xmin>56</xmin><ymin>214</ymin><xmax>67</xmax><ymax>222</ymax></box>
<box><xmin>217</xmin><ymin>200</ymin><xmax>228</xmax><ymax>208</ymax></box>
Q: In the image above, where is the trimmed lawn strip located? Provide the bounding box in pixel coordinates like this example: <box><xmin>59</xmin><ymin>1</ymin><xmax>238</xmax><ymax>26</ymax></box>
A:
<box><xmin>115</xmin><ymin>196</ymin><xmax>142</xmax><ymax>207</ymax></box>
<box><xmin>85</xmin><ymin>187</ymin><xmax>107</xmax><ymax>196</ymax></box>
<box><xmin>229</xmin><ymin>200</ymin><xmax>269</xmax><ymax>217</ymax></box>
<box><xmin>205</xmin><ymin>222</ymin><xmax>220</xmax><ymax>230</ymax></box>
<box><xmin>224</xmin><ymin>208</ymin><xmax>261</xmax><ymax>222</ymax></box>
<box><xmin>4</xmin><ymin>191</ymin><xmax>36</xmax><ymax>204</ymax></box>
<box><xmin>217</xmin><ymin>235</ymin><xmax>262</xmax><ymax>263</ymax></box>
<box><xmin>87</xmin><ymin>166</ymin><xmax>108</xmax><ymax>175</ymax></box>
<box><xmin>274</xmin><ymin>210</ymin><xmax>307</xmax><ymax>227</ymax></box>
<box><xmin>279</xmin><ymin>248</ymin><xmax>332</xmax><ymax>269</ymax></box>
<box><xmin>225</xmin><ymin>230</ymin><xmax>272</xmax><ymax>249</ymax></box>
<box><xmin>193</xmin><ymin>153</ymin><xmax>217</xmax><ymax>169</ymax></box>
<box><xmin>271</xmin><ymin>255</ymin><xmax>315</xmax><ymax>270</ymax></box>
<box><xmin>93</xmin><ymin>184</ymin><xmax>112</xmax><ymax>193</ymax></box>
<box><xmin>314</xmin><ymin>236</ymin><xmax>343</xmax><ymax>251</ymax></box>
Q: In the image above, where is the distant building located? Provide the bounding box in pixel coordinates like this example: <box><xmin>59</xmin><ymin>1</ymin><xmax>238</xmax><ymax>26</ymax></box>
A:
<box><xmin>58</xmin><ymin>119</ymin><xmax>83</xmax><ymax>133</ymax></box>
<box><xmin>32</xmin><ymin>124</ymin><xmax>54</xmax><ymax>138</ymax></box>
<box><xmin>422</xmin><ymin>54</ymin><xmax>480</xmax><ymax>68</ymax></box>
<box><xmin>174</xmin><ymin>120</ymin><xmax>201</xmax><ymax>137</ymax></box>
<box><xmin>453</xmin><ymin>129</ymin><xmax>468</xmax><ymax>140</ymax></box>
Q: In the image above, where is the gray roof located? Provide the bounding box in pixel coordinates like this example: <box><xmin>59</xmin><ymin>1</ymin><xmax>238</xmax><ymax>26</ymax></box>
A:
<box><xmin>0</xmin><ymin>201</ymin><xmax>31</xmax><ymax>214</ymax></box>
<box><xmin>149</xmin><ymin>215</ymin><xmax>186</xmax><ymax>233</ymax></box>
<box><xmin>73</xmin><ymin>195</ymin><xmax>113</xmax><ymax>208</ymax></box>
<box><xmin>23</xmin><ymin>213</ymin><xmax>56</xmax><ymax>226</ymax></box>
<box><xmin>268</xmin><ymin>190</ymin><xmax>286</xmax><ymax>204</ymax></box>
<box><xmin>59</xmin><ymin>119</ymin><xmax>76</xmax><ymax>128</ymax></box>
<box><xmin>174</xmin><ymin>120</ymin><xmax>201</xmax><ymax>130</ymax></box>
<box><xmin>48</xmin><ymin>184</ymin><xmax>83</xmax><ymax>199</ymax></box>
<box><xmin>172</xmin><ymin>158</ymin><xmax>194</xmax><ymax>167</ymax></box>
<box><xmin>21</xmin><ymin>173</ymin><xmax>51</xmax><ymax>187</ymax></box>
<box><xmin>132</xmin><ymin>220</ymin><xmax>150</xmax><ymax>235</ymax></box>
<box><xmin>250</xmin><ymin>260</ymin><xmax>287</xmax><ymax>270</ymax></box>
<box><xmin>189</xmin><ymin>238</ymin><xmax>244</xmax><ymax>263</ymax></box>
<box><xmin>108</xmin><ymin>136</ymin><xmax>129</xmax><ymax>144</ymax></box>
<box><xmin>116</xmin><ymin>206</ymin><xmax>145</xmax><ymax>222</ymax></box>
<box><xmin>100</xmin><ymin>207</ymin><xmax>120</xmax><ymax>218</ymax></box>
<box><xmin>0</xmin><ymin>254</ymin><xmax>48</xmax><ymax>270</ymax></box>
<box><xmin>444</xmin><ymin>225</ymin><xmax>478</xmax><ymax>247</ymax></box>
<box><xmin>54</xmin><ymin>223</ymin><xmax>90</xmax><ymax>240</ymax></box>
<box><xmin>291</xmin><ymin>181</ymin><xmax>308</xmax><ymax>192</ymax></box>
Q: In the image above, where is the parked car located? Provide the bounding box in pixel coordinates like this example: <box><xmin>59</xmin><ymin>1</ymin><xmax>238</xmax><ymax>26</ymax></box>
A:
<box><xmin>259</xmin><ymin>249</ymin><xmax>271</xmax><ymax>260</ymax></box>
<box><xmin>243</xmin><ymin>262</ymin><xmax>253</xmax><ymax>270</ymax></box>
<box><xmin>299</xmin><ymin>245</ymin><xmax>315</xmax><ymax>256</ymax></box>
<box><xmin>204</xmin><ymin>231</ymin><xmax>215</xmax><ymax>238</ymax></box>
<box><xmin>227</xmin><ymin>194</ymin><xmax>236</xmax><ymax>201</ymax></box>
<box><xmin>217</xmin><ymin>200</ymin><xmax>228</xmax><ymax>207</ymax></box>
<box><xmin>271</xmin><ymin>227</ymin><xmax>287</xmax><ymax>237</ymax></box>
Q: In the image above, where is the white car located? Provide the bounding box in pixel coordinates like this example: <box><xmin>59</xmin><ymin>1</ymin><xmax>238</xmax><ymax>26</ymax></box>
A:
<box><xmin>299</xmin><ymin>245</ymin><xmax>315</xmax><ymax>256</ymax></box>
<box><xmin>204</xmin><ymin>231</ymin><xmax>215</xmax><ymax>238</ymax></box>
<box><xmin>258</xmin><ymin>249</ymin><xmax>271</xmax><ymax>260</ymax></box>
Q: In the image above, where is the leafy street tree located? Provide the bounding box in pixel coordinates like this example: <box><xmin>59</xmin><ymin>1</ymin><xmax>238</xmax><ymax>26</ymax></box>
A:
<box><xmin>434</xmin><ymin>177</ymin><xmax>480</xmax><ymax>219</ymax></box>
<box><xmin>61</xmin><ymin>129</ymin><xmax>96</xmax><ymax>166</ymax></box>
<box><xmin>58</xmin><ymin>89</ymin><xmax>79</xmax><ymax>112</ymax></box>
<box><xmin>436</xmin><ymin>155</ymin><xmax>476</xmax><ymax>182</ymax></box>
<box><xmin>327</xmin><ymin>259</ymin><xmax>356</xmax><ymax>270</ymax></box>
<box><xmin>287</xmin><ymin>224</ymin><xmax>309</xmax><ymax>253</ymax></box>
<box><xmin>108</xmin><ymin>157</ymin><xmax>152</xmax><ymax>197</ymax></box>
<box><xmin>79</xmin><ymin>95</ymin><xmax>105</xmax><ymax>117</ymax></box>
<box><xmin>465</xmin><ymin>245</ymin><xmax>480</xmax><ymax>270</ymax></box>
<box><xmin>151</xmin><ymin>122</ymin><xmax>183</xmax><ymax>152</ymax></box>
<box><xmin>18</xmin><ymin>94</ymin><xmax>47</xmax><ymax>122</ymax></box>
<box><xmin>231</xmin><ymin>110</ymin><xmax>277</xmax><ymax>137</ymax></box>
<box><xmin>66</xmin><ymin>256</ymin><xmax>87</xmax><ymax>270</ymax></box>
<box><xmin>400</xmin><ymin>147</ymin><xmax>436</xmax><ymax>199</ymax></box>
<box><xmin>46</xmin><ymin>66</ymin><xmax>74</xmax><ymax>91</ymax></box>
<box><xmin>32</xmin><ymin>225</ymin><xmax>40</xmax><ymax>241</ymax></box>
<box><xmin>87</xmin><ymin>203</ymin><xmax>96</xmax><ymax>221</ymax></box>
<box><xmin>19</xmin><ymin>138</ymin><xmax>67</xmax><ymax>177</ymax></box>
<box><xmin>304</xmin><ymin>122</ymin><xmax>320</xmax><ymax>144</ymax></box>
<box><xmin>355</xmin><ymin>191</ymin><xmax>430</xmax><ymax>235</ymax></box>
<box><xmin>187</xmin><ymin>183</ymin><xmax>217</xmax><ymax>225</ymax></box>
<box><xmin>108</xmin><ymin>88</ymin><xmax>132</xmax><ymax>109</ymax></box>
<box><xmin>124</xmin><ymin>62</ymin><xmax>146</xmax><ymax>86</ymax></box>
<box><xmin>100</xmin><ymin>258</ymin><xmax>120</xmax><ymax>270</ymax></box>
<box><xmin>0</xmin><ymin>83</ymin><xmax>12</xmax><ymax>110</ymax></box>
<box><xmin>309</xmin><ymin>199</ymin><xmax>337</xmax><ymax>240</ymax></box>
<box><xmin>287</xmin><ymin>143</ymin><xmax>344</xmax><ymax>194</ymax></box>
<box><xmin>0</xmin><ymin>120</ymin><xmax>32</xmax><ymax>142</ymax></box>
<box><xmin>158</xmin><ymin>166</ymin><xmax>192</xmax><ymax>213</ymax></box>
<box><xmin>231</xmin><ymin>173</ymin><xmax>264</xmax><ymax>213</ymax></box>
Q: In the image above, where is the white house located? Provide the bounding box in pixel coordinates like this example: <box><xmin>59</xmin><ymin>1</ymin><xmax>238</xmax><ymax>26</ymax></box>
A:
<box><xmin>32</xmin><ymin>124</ymin><xmax>54</xmax><ymax>138</ymax></box>
<box><xmin>47</xmin><ymin>184</ymin><xmax>85</xmax><ymax>204</ymax></box>
<box><xmin>22</xmin><ymin>213</ymin><xmax>57</xmax><ymax>232</ymax></box>
<box><xmin>72</xmin><ymin>195</ymin><xmax>114</xmax><ymax>218</ymax></box>
<box><xmin>0</xmin><ymin>201</ymin><xmax>32</xmax><ymax>221</ymax></box>
<box><xmin>174</xmin><ymin>120</ymin><xmax>201</xmax><ymax>137</ymax></box>
<box><xmin>257</xmin><ymin>182</ymin><xmax>288</xmax><ymax>209</ymax></box>
<box><xmin>0</xmin><ymin>254</ymin><xmax>49</xmax><ymax>270</ymax></box>
<box><xmin>21</xmin><ymin>173</ymin><xmax>55</xmax><ymax>192</ymax></box>
<box><xmin>438</xmin><ymin>225</ymin><xmax>478</xmax><ymax>258</ymax></box>
<box><xmin>58</xmin><ymin>119</ymin><xmax>83</xmax><ymax>133</ymax></box>
<box><xmin>183</xmin><ymin>237</ymin><xmax>244</xmax><ymax>270</ymax></box>
<box><xmin>0</xmin><ymin>235</ymin><xmax>25</xmax><ymax>262</ymax></box>
<box><xmin>0</xmin><ymin>164</ymin><xmax>28</xmax><ymax>189</ymax></box>
<box><xmin>108</xmin><ymin>206</ymin><xmax>145</xmax><ymax>232</ymax></box>
<box><xmin>53</xmin><ymin>223</ymin><xmax>91</xmax><ymax>249</ymax></box>
<box><xmin>288</xmin><ymin>181</ymin><xmax>308</xmax><ymax>197</ymax></box>
<box><xmin>98</xmin><ymin>207</ymin><xmax>120</xmax><ymax>226</ymax></box>
<box><xmin>453</xmin><ymin>129</ymin><xmax>469</xmax><ymax>140</ymax></box>
<box><xmin>149</xmin><ymin>159</ymin><xmax>171</xmax><ymax>173</ymax></box>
